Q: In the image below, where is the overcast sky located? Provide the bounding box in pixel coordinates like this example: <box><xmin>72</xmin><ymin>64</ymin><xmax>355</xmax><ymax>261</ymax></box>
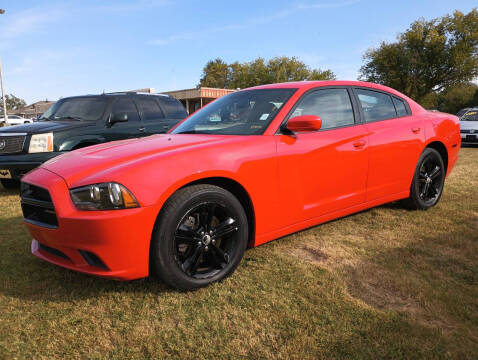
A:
<box><xmin>0</xmin><ymin>0</ymin><xmax>476</xmax><ymax>104</ymax></box>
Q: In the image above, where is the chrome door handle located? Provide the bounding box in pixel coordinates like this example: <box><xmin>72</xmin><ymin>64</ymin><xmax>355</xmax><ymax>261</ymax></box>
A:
<box><xmin>139</xmin><ymin>127</ymin><xmax>145</xmax><ymax>132</ymax></box>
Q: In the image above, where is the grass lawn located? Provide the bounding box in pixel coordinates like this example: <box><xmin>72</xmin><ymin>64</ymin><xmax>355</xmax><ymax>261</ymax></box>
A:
<box><xmin>0</xmin><ymin>148</ymin><xmax>477</xmax><ymax>359</ymax></box>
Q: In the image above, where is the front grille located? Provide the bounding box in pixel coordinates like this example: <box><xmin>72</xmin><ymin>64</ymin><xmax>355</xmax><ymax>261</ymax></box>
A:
<box><xmin>0</xmin><ymin>134</ymin><xmax>26</xmax><ymax>154</ymax></box>
<box><xmin>461</xmin><ymin>129</ymin><xmax>478</xmax><ymax>134</ymax></box>
<box><xmin>20</xmin><ymin>182</ymin><xmax>58</xmax><ymax>228</ymax></box>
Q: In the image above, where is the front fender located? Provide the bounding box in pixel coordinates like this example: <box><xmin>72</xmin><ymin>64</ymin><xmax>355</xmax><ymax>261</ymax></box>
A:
<box><xmin>59</xmin><ymin>136</ymin><xmax>105</xmax><ymax>151</ymax></box>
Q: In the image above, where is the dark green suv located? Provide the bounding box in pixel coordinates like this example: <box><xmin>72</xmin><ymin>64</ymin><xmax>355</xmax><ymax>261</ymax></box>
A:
<box><xmin>0</xmin><ymin>92</ymin><xmax>187</xmax><ymax>188</ymax></box>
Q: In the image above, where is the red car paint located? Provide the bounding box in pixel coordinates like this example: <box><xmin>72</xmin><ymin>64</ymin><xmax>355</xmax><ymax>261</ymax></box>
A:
<box><xmin>21</xmin><ymin>81</ymin><xmax>461</xmax><ymax>280</ymax></box>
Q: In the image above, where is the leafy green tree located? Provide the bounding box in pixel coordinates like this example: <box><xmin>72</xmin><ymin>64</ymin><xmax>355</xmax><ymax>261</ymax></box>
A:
<box><xmin>199</xmin><ymin>58</ymin><xmax>229</xmax><ymax>89</ymax></box>
<box><xmin>267</xmin><ymin>56</ymin><xmax>310</xmax><ymax>83</ymax></box>
<box><xmin>437</xmin><ymin>82</ymin><xmax>478</xmax><ymax>113</ymax></box>
<box><xmin>244</xmin><ymin>57</ymin><xmax>270</xmax><ymax>87</ymax></box>
<box><xmin>199</xmin><ymin>56</ymin><xmax>336</xmax><ymax>89</ymax></box>
<box><xmin>359</xmin><ymin>9</ymin><xmax>478</xmax><ymax>102</ymax></box>
<box><xmin>0</xmin><ymin>94</ymin><xmax>26</xmax><ymax>112</ymax></box>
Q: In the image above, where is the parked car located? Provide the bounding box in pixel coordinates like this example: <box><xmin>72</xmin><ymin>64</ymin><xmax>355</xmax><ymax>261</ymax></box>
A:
<box><xmin>20</xmin><ymin>81</ymin><xmax>460</xmax><ymax>290</ymax></box>
<box><xmin>0</xmin><ymin>114</ymin><xmax>34</xmax><ymax>126</ymax></box>
<box><xmin>459</xmin><ymin>108</ymin><xmax>478</xmax><ymax>144</ymax></box>
<box><xmin>0</xmin><ymin>92</ymin><xmax>187</xmax><ymax>188</ymax></box>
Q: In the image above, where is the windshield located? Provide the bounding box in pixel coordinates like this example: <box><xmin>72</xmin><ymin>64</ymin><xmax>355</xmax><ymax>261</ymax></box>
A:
<box><xmin>40</xmin><ymin>97</ymin><xmax>108</xmax><ymax>121</ymax></box>
<box><xmin>172</xmin><ymin>89</ymin><xmax>296</xmax><ymax>135</ymax></box>
<box><xmin>461</xmin><ymin>110</ymin><xmax>478</xmax><ymax>121</ymax></box>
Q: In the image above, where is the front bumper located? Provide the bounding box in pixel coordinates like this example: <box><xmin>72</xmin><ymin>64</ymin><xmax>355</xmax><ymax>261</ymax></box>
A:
<box><xmin>461</xmin><ymin>133</ymin><xmax>478</xmax><ymax>143</ymax></box>
<box><xmin>0</xmin><ymin>152</ymin><xmax>64</xmax><ymax>179</ymax></box>
<box><xmin>22</xmin><ymin>168</ymin><xmax>160</xmax><ymax>280</ymax></box>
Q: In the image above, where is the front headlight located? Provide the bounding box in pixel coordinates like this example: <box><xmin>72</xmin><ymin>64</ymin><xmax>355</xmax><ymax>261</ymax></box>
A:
<box><xmin>70</xmin><ymin>182</ymin><xmax>139</xmax><ymax>210</ymax></box>
<box><xmin>29</xmin><ymin>133</ymin><xmax>54</xmax><ymax>153</ymax></box>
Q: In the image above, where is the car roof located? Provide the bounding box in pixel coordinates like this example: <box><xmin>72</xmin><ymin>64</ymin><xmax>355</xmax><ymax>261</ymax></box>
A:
<box><xmin>247</xmin><ymin>80</ymin><xmax>398</xmax><ymax>92</ymax></box>
<box><xmin>244</xmin><ymin>80</ymin><xmax>415</xmax><ymax>103</ymax></box>
<box><xmin>59</xmin><ymin>92</ymin><xmax>171</xmax><ymax>100</ymax></box>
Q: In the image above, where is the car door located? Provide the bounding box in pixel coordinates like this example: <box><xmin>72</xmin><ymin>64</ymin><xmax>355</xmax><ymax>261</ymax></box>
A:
<box><xmin>276</xmin><ymin>87</ymin><xmax>369</xmax><ymax>226</ymax></box>
<box><xmin>156</xmin><ymin>96</ymin><xmax>188</xmax><ymax>130</ymax></box>
<box><xmin>353</xmin><ymin>88</ymin><xmax>425</xmax><ymax>201</ymax></box>
<box><xmin>135</xmin><ymin>96</ymin><xmax>171</xmax><ymax>135</ymax></box>
<box><xmin>105</xmin><ymin>96</ymin><xmax>144</xmax><ymax>141</ymax></box>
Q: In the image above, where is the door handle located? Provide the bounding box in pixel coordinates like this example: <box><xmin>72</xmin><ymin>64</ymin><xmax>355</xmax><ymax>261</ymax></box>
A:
<box><xmin>139</xmin><ymin>127</ymin><xmax>145</xmax><ymax>132</ymax></box>
<box><xmin>163</xmin><ymin>125</ymin><xmax>170</xmax><ymax>129</ymax></box>
<box><xmin>411</xmin><ymin>127</ymin><xmax>421</xmax><ymax>134</ymax></box>
<box><xmin>353</xmin><ymin>140</ymin><xmax>366</xmax><ymax>148</ymax></box>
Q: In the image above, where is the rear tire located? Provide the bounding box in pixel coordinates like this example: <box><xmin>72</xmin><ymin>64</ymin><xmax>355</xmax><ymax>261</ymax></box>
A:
<box><xmin>1</xmin><ymin>179</ymin><xmax>20</xmax><ymax>189</ymax></box>
<box><xmin>404</xmin><ymin>148</ymin><xmax>445</xmax><ymax>210</ymax></box>
<box><xmin>151</xmin><ymin>184</ymin><xmax>248</xmax><ymax>290</ymax></box>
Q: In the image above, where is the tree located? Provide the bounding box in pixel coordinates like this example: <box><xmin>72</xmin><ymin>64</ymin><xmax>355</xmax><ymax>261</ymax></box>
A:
<box><xmin>359</xmin><ymin>9</ymin><xmax>478</xmax><ymax>102</ymax></box>
<box><xmin>437</xmin><ymin>82</ymin><xmax>478</xmax><ymax>113</ymax></box>
<box><xmin>199</xmin><ymin>56</ymin><xmax>336</xmax><ymax>89</ymax></box>
<box><xmin>199</xmin><ymin>59</ymin><xmax>229</xmax><ymax>89</ymax></box>
<box><xmin>0</xmin><ymin>93</ymin><xmax>26</xmax><ymax>112</ymax></box>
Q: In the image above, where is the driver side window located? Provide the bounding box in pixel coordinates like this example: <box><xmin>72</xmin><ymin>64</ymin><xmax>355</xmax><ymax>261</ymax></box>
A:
<box><xmin>291</xmin><ymin>88</ymin><xmax>355</xmax><ymax>130</ymax></box>
<box><xmin>110</xmin><ymin>98</ymin><xmax>140</xmax><ymax>122</ymax></box>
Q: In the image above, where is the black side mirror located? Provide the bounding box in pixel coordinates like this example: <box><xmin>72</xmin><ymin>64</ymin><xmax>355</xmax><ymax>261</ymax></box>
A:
<box><xmin>110</xmin><ymin>112</ymin><xmax>128</xmax><ymax>125</ymax></box>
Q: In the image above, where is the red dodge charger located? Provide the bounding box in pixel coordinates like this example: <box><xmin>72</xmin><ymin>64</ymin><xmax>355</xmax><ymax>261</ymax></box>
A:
<box><xmin>20</xmin><ymin>81</ymin><xmax>461</xmax><ymax>290</ymax></box>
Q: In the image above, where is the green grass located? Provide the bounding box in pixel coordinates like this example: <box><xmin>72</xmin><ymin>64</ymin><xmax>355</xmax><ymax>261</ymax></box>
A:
<box><xmin>0</xmin><ymin>148</ymin><xmax>477</xmax><ymax>359</ymax></box>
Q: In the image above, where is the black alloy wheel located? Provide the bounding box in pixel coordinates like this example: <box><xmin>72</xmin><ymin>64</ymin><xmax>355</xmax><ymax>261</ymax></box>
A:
<box><xmin>174</xmin><ymin>202</ymin><xmax>239</xmax><ymax>279</ymax></box>
<box><xmin>151</xmin><ymin>184</ymin><xmax>248</xmax><ymax>290</ymax></box>
<box><xmin>406</xmin><ymin>148</ymin><xmax>445</xmax><ymax>210</ymax></box>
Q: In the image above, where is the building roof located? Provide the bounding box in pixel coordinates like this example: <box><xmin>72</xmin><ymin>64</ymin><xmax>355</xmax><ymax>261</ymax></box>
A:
<box><xmin>11</xmin><ymin>100</ymin><xmax>56</xmax><ymax>116</ymax></box>
<box><xmin>162</xmin><ymin>87</ymin><xmax>235</xmax><ymax>100</ymax></box>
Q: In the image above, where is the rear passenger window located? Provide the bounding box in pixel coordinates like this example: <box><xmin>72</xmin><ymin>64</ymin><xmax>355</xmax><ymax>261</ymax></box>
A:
<box><xmin>290</xmin><ymin>88</ymin><xmax>355</xmax><ymax>130</ymax></box>
<box><xmin>110</xmin><ymin>98</ymin><xmax>140</xmax><ymax>122</ymax></box>
<box><xmin>158</xmin><ymin>97</ymin><xmax>188</xmax><ymax>119</ymax></box>
<box><xmin>356</xmin><ymin>89</ymin><xmax>397</xmax><ymax>122</ymax></box>
<box><xmin>392</xmin><ymin>97</ymin><xmax>408</xmax><ymax>117</ymax></box>
<box><xmin>137</xmin><ymin>98</ymin><xmax>164</xmax><ymax>120</ymax></box>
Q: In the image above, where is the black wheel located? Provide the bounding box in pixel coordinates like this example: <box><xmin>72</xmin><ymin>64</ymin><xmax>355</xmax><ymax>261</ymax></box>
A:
<box><xmin>405</xmin><ymin>148</ymin><xmax>445</xmax><ymax>210</ymax></box>
<box><xmin>151</xmin><ymin>184</ymin><xmax>248</xmax><ymax>290</ymax></box>
<box><xmin>1</xmin><ymin>179</ymin><xmax>20</xmax><ymax>189</ymax></box>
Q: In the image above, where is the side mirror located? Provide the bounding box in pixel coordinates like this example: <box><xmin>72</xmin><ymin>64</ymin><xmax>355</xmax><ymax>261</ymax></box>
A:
<box><xmin>286</xmin><ymin>115</ymin><xmax>322</xmax><ymax>133</ymax></box>
<box><xmin>110</xmin><ymin>112</ymin><xmax>128</xmax><ymax>125</ymax></box>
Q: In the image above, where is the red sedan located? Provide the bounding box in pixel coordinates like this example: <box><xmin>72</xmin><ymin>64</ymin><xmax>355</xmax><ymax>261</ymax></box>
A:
<box><xmin>20</xmin><ymin>81</ymin><xmax>460</xmax><ymax>290</ymax></box>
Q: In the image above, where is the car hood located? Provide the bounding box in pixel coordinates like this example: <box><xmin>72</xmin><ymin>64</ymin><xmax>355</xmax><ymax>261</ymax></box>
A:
<box><xmin>0</xmin><ymin>120</ymin><xmax>93</xmax><ymax>134</ymax></box>
<box><xmin>41</xmin><ymin>134</ymin><xmax>235</xmax><ymax>187</ymax></box>
<box><xmin>460</xmin><ymin>120</ymin><xmax>478</xmax><ymax>130</ymax></box>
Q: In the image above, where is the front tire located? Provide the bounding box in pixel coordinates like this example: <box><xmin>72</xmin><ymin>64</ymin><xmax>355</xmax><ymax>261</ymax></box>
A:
<box><xmin>151</xmin><ymin>184</ymin><xmax>248</xmax><ymax>290</ymax></box>
<box><xmin>405</xmin><ymin>148</ymin><xmax>445</xmax><ymax>210</ymax></box>
<box><xmin>1</xmin><ymin>179</ymin><xmax>20</xmax><ymax>189</ymax></box>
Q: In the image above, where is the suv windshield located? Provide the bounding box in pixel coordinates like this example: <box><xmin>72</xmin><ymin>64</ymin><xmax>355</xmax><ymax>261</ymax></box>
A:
<box><xmin>461</xmin><ymin>110</ymin><xmax>478</xmax><ymax>121</ymax></box>
<box><xmin>172</xmin><ymin>89</ymin><xmax>296</xmax><ymax>135</ymax></box>
<box><xmin>40</xmin><ymin>97</ymin><xmax>108</xmax><ymax>121</ymax></box>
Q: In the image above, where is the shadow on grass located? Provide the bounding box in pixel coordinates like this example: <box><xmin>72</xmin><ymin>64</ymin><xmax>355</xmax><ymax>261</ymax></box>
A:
<box><xmin>0</xmin><ymin>216</ymin><xmax>172</xmax><ymax>302</ymax></box>
<box><xmin>0</xmin><ymin>188</ymin><xmax>20</xmax><ymax>197</ymax></box>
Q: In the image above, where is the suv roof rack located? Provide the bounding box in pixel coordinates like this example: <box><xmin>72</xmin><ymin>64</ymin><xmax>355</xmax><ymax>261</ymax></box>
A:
<box><xmin>100</xmin><ymin>91</ymin><xmax>170</xmax><ymax>97</ymax></box>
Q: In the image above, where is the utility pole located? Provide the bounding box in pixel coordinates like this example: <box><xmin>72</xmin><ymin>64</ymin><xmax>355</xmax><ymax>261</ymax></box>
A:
<box><xmin>0</xmin><ymin>57</ymin><xmax>8</xmax><ymax>126</ymax></box>
<box><xmin>0</xmin><ymin>9</ymin><xmax>8</xmax><ymax>127</ymax></box>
